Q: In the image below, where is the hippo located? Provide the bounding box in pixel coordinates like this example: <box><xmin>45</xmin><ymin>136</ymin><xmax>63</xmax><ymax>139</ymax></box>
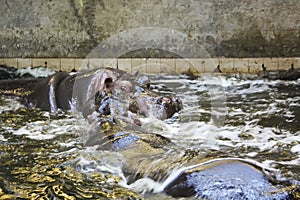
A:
<box><xmin>0</xmin><ymin>68</ymin><xmax>182</xmax><ymax>120</ymax></box>
<box><xmin>85</xmin><ymin>115</ymin><xmax>295</xmax><ymax>199</ymax></box>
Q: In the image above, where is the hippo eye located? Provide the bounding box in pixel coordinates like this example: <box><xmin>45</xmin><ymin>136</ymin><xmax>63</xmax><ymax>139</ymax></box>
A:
<box><xmin>120</xmin><ymin>86</ymin><xmax>127</xmax><ymax>92</ymax></box>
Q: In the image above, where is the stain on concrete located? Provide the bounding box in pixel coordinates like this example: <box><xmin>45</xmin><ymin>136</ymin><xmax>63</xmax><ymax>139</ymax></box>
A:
<box><xmin>0</xmin><ymin>0</ymin><xmax>300</xmax><ymax>58</ymax></box>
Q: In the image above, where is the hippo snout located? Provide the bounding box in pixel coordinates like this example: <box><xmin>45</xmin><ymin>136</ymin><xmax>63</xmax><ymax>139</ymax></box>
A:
<box><xmin>155</xmin><ymin>96</ymin><xmax>183</xmax><ymax>112</ymax></box>
<box><xmin>171</xmin><ymin>96</ymin><xmax>183</xmax><ymax>112</ymax></box>
<box><xmin>157</xmin><ymin>96</ymin><xmax>183</xmax><ymax>119</ymax></box>
<box><xmin>134</xmin><ymin>95</ymin><xmax>183</xmax><ymax>119</ymax></box>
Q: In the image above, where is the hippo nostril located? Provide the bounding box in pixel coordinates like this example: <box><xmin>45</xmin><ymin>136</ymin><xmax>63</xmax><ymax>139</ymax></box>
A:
<box><xmin>163</xmin><ymin>98</ymin><xmax>171</xmax><ymax>107</ymax></box>
<box><xmin>162</xmin><ymin>97</ymin><xmax>170</xmax><ymax>103</ymax></box>
<box><xmin>154</xmin><ymin>97</ymin><xmax>173</xmax><ymax>106</ymax></box>
<box><xmin>155</xmin><ymin>97</ymin><xmax>163</xmax><ymax>104</ymax></box>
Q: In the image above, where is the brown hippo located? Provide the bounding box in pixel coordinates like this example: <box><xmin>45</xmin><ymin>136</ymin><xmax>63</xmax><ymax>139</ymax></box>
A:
<box><xmin>0</xmin><ymin>68</ymin><xmax>182</xmax><ymax>120</ymax></box>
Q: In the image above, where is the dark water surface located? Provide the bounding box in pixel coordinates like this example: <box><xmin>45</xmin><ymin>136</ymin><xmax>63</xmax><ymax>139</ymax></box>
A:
<box><xmin>0</xmin><ymin>73</ymin><xmax>299</xmax><ymax>199</ymax></box>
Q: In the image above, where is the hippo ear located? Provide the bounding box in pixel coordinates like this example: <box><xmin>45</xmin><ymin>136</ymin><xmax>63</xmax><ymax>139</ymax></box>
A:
<box><xmin>133</xmin><ymin>70</ymin><xmax>139</xmax><ymax>77</ymax></box>
<box><xmin>86</xmin><ymin>70</ymin><xmax>116</xmax><ymax>102</ymax></box>
<box><xmin>137</xmin><ymin>75</ymin><xmax>150</xmax><ymax>89</ymax></box>
<box><xmin>104</xmin><ymin>77</ymin><xmax>113</xmax><ymax>90</ymax></box>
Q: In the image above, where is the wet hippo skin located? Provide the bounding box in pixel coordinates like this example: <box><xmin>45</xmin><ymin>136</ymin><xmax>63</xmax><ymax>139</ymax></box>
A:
<box><xmin>85</xmin><ymin>115</ymin><xmax>293</xmax><ymax>199</ymax></box>
<box><xmin>0</xmin><ymin>68</ymin><xmax>182</xmax><ymax>120</ymax></box>
<box><xmin>164</xmin><ymin>160</ymin><xmax>289</xmax><ymax>199</ymax></box>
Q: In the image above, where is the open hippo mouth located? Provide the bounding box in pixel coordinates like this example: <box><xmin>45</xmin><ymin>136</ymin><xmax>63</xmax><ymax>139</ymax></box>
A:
<box><xmin>129</xmin><ymin>95</ymin><xmax>182</xmax><ymax>120</ymax></box>
<box><xmin>110</xmin><ymin>74</ymin><xmax>183</xmax><ymax>120</ymax></box>
<box><xmin>0</xmin><ymin>66</ymin><xmax>182</xmax><ymax>121</ymax></box>
<box><xmin>84</xmin><ymin>75</ymin><xmax>183</xmax><ymax>121</ymax></box>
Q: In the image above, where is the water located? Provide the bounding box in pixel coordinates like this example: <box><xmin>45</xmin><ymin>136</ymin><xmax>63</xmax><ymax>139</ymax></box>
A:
<box><xmin>0</xmin><ymin>72</ymin><xmax>299</xmax><ymax>199</ymax></box>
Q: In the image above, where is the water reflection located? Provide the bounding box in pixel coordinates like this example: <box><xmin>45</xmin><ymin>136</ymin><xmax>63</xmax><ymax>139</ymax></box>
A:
<box><xmin>0</xmin><ymin>75</ymin><xmax>299</xmax><ymax>199</ymax></box>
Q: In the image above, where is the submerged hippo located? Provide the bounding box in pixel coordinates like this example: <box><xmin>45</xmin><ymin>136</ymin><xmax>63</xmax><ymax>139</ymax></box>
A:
<box><xmin>0</xmin><ymin>68</ymin><xmax>182</xmax><ymax>120</ymax></box>
<box><xmin>85</xmin><ymin>115</ymin><xmax>295</xmax><ymax>199</ymax></box>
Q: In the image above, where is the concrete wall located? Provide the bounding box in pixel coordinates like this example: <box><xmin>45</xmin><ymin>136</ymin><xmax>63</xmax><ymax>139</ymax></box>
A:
<box><xmin>1</xmin><ymin>0</ymin><xmax>300</xmax><ymax>58</ymax></box>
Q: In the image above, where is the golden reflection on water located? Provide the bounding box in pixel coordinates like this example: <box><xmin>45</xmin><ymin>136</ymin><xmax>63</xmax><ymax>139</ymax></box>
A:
<box><xmin>2</xmin><ymin>149</ymin><xmax>142</xmax><ymax>199</ymax></box>
<box><xmin>0</xmin><ymin>108</ymin><xmax>142</xmax><ymax>200</ymax></box>
<box><xmin>1</xmin><ymin>80</ymin><xmax>300</xmax><ymax>199</ymax></box>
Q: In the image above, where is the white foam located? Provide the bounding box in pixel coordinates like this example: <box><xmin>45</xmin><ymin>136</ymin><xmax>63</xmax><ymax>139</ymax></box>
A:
<box><xmin>127</xmin><ymin>177</ymin><xmax>163</xmax><ymax>194</ymax></box>
<box><xmin>277</xmin><ymin>158</ymin><xmax>300</xmax><ymax>166</ymax></box>
<box><xmin>11</xmin><ymin>115</ymin><xmax>82</xmax><ymax>141</ymax></box>
<box><xmin>0</xmin><ymin>134</ymin><xmax>7</xmax><ymax>142</ymax></box>
<box><xmin>0</xmin><ymin>97</ymin><xmax>24</xmax><ymax>114</ymax></box>
<box><xmin>246</xmin><ymin>152</ymin><xmax>258</xmax><ymax>157</ymax></box>
<box><xmin>291</xmin><ymin>144</ymin><xmax>300</xmax><ymax>154</ymax></box>
<box><xmin>13</xmin><ymin>123</ymin><xmax>55</xmax><ymax>140</ymax></box>
<box><xmin>73</xmin><ymin>150</ymin><xmax>129</xmax><ymax>187</ymax></box>
<box><xmin>16</xmin><ymin>67</ymin><xmax>56</xmax><ymax>77</ymax></box>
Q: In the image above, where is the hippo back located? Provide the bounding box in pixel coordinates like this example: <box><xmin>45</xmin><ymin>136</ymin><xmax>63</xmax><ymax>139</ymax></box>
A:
<box><xmin>164</xmin><ymin>160</ymin><xmax>290</xmax><ymax>199</ymax></box>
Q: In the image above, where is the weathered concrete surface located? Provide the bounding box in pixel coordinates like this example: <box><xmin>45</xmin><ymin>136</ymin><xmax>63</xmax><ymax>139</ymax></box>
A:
<box><xmin>1</xmin><ymin>0</ymin><xmax>300</xmax><ymax>58</ymax></box>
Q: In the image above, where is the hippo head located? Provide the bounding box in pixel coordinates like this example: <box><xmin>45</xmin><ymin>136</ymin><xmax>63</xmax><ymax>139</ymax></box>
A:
<box><xmin>113</xmin><ymin>75</ymin><xmax>183</xmax><ymax>120</ymax></box>
<box><xmin>80</xmin><ymin>69</ymin><xmax>182</xmax><ymax>121</ymax></box>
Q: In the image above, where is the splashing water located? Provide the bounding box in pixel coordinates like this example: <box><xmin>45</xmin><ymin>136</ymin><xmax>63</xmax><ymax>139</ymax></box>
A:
<box><xmin>0</xmin><ymin>74</ymin><xmax>299</xmax><ymax>199</ymax></box>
